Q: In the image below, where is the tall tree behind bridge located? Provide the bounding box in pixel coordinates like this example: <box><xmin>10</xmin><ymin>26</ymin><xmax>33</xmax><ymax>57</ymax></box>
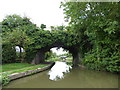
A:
<box><xmin>61</xmin><ymin>2</ymin><xmax>120</xmax><ymax>72</ymax></box>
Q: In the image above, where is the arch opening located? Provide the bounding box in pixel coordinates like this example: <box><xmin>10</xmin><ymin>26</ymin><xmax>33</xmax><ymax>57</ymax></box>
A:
<box><xmin>32</xmin><ymin>43</ymin><xmax>81</xmax><ymax>67</ymax></box>
<box><xmin>45</xmin><ymin>47</ymin><xmax>72</xmax><ymax>64</ymax></box>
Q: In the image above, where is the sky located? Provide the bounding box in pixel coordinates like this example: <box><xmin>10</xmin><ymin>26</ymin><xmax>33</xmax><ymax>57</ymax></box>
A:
<box><xmin>0</xmin><ymin>0</ymin><xmax>67</xmax><ymax>28</ymax></box>
<box><xmin>50</xmin><ymin>48</ymin><xmax>68</xmax><ymax>55</ymax></box>
<box><xmin>1</xmin><ymin>0</ymin><xmax>68</xmax><ymax>55</ymax></box>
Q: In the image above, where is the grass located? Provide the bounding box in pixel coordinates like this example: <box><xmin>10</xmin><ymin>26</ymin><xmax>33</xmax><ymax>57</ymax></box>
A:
<box><xmin>2</xmin><ymin>64</ymin><xmax>47</xmax><ymax>75</ymax></box>
<box><xmin>0</xmin><ymin>63</ymin><xmax>48</xmax><ymax>86</ymax></box>
<box><xmin>1</xmin><ymin>63</ymin><xmax>48</xmax><ymax>73</ymax></box>
<box><xmin>0</xmin><ymin>63</ymin><xmax>48</xmax><ymax>76</ymax></box>
<box><xmin>1</xmin><ymin>63</ymin><xmax>35</xmax><ymax>72</ymax></box>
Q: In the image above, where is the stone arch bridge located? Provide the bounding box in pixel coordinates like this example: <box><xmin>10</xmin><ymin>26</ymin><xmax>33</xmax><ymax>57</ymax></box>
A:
<box><xmin>30</xmin><ymin>30</ymin><xmax>81</xmax><ymax>67</ymax></box>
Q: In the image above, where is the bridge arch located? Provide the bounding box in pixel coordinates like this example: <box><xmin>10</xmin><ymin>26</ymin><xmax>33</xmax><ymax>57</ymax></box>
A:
<box><xmin>26</xmin><ymin>30</ymin><xmax>82</xmax><ymax>67</ymax></box>
<box><xmin>32</xmin><ymin>42</ymin><xmax>81</xmax><ymax>67</ymax></box>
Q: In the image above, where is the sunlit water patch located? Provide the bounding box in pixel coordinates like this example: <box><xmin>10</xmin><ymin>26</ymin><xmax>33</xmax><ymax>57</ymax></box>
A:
<box><xmin>48</xmin><ymin>61</ymin><xmax>72</xmax><ymax>81</ymax></box>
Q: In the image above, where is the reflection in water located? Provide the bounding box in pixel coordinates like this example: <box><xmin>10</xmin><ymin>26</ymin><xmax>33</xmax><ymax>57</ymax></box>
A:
<box><xmin>48</xmin><ymin>61</ymin><xmax>72</xmax><ymax>81</ymax></box>
<box><xmin>4</xmin><ymin>65</ymin><xmax>118</xmax><ymax>88</ymax></box>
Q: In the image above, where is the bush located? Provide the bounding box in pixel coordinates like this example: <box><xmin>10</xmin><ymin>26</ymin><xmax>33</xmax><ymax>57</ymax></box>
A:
<box><xmin>83</xmin><ymin>48</ymin><xmax>120</xmax><ymax>73</ymax></box>
<box><xmin>1</xmin><ymin>73</ymin><xmax>10</xmax><ymax>86</ymax></box>
<box><xmin>2</xmin><ymin>45</ymin><xmax>16</xmax><ymax>64</ymax></box>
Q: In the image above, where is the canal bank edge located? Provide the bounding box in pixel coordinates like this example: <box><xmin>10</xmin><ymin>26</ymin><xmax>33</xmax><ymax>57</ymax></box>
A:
<box><xmin>8</xmin><ymin>62</ymin><xmax>55</xmax><ymax>81</ymax></box>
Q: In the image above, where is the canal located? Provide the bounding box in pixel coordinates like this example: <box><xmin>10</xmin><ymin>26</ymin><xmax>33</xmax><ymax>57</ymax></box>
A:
<box><xmin>4</xmin><ymin>67</ymin><xmax>118</xmax><ymax>88</ymax></box>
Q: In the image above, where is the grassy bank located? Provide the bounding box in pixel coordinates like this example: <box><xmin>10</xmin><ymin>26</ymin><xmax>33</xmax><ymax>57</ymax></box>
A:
<box><xmin>2</xmin><ymin>64</ymin><xmax>47</xmax><ymax>74</ymax></box>
<box><xmin>1</xmin><ymin>63</ymin><xmax>36</xmax><ymax>72</ymax></box>
<box><xmin>0</xmin><ymin>63</ymin><xmax>49</xmax><ymax>86</ymax></box>
<box><xmin>1</xmin><ymin>63</ymin><xmax>48</xmax><ymax>74</ymax></box>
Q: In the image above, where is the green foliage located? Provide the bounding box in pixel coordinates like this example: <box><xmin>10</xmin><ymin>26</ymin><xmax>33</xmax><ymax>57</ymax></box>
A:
<box><xmin>46</xmin><ymin>57</ymin><xmax>59</xmax><ymax>62</ymax></box>
<box><xmin>2</xmin><ymin>14</ymin><xmax>33</xmax><ymax>32</ymax></box>
<box><xmin>1</xmin><ymin>73</ymin><xmax>10</xmax><ymax>86</ymax></box>
<box><xmin>50</xmin><ymin>25</ymin><xmax>65</xmax><ymax>31</ymax></box>
<box><xmin>2</xmin><ymin>45</ymin><xmax>16</xmax><ymax>64</ymax></box>
<box><xmin>45</xmin><ymin>51</ymin><xmax>57</xmax><ymax>60</ymax></box>
<box><xmin>2</xmin><ymin>14</ymin><xmax>80</xmax><ymax>63</ymax></box>
<box><xmin>30</xmin><ymin>29</ymin><xmax>80</xmax><ymax>50</ymax></box>
<box><xmin>2</xmin><ymin>14</ymin><xmax>37</xmax><ymax>63</ymax></box>
<box><xmin>83</xmin><ymin>49</ymin><xmax>120</xmax><ymax>72</ymax></box>
<box><xmin>3</xmin><ymin>29</ymin><xmax>32</xmax><ymax>48</ymax></box>
<box><xmin>45</xmin><ymin>50</ymin><xmax>60</xmax><ymax>62</ymax></box>
<box><xmin>61</xmin><ymin>2</ymin><xmax>120</xmax><ymax>73</ymax></box>
<box><xmin>2</xmin><ymin>3</ymin><xmax>119</xmax><ymax>74</ymax></box>
<box><xmin>40</xmin><ymin>24</ymin><xmax>46</xmax><ymax>30</ymax></box>
<box><xmin>58</xmin><ymin>53</ymin><xmax>72</xmax><ymax>57</ymax></box>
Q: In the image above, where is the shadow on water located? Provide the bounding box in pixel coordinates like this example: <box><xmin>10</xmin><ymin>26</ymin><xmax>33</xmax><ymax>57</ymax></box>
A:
<box><xmin>4</xmin><ymin>66</ymin><xmax>118</xmax><ymax>88</ymax></box>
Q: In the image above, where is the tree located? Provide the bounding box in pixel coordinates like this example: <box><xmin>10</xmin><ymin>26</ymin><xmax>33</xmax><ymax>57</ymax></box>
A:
<box><xmin>50</xmin><ymin>25</ymin><xmax>65</xmax><ymax>31</ymax></box>
<box><xmin>2</xmin><ymin>44</ymin><xmax>16</xmax><ymax>64</ymax></box>
<box><xmin>61</xmin><ymin>2</ymin><xmax>120</xmax><ymax>72</ymax></box>
<box><xmin>56</xmin><ymin>25</ymin><xmax>65</xmax><ymax>30</ymax></box>
<box><xmin>2</xmin><ymin>14</ymin><xmax>36</xmax><ymax>63</ymax></box>
<box><xmin>50</xmin><ymin>26</ymin><xmax>55</xmax><ymax>30</ymax></box>
<box><xmin>40</xmin><ymin>24</ymin><xmax>46</xmax><ymax>30</ymax></box>
<box><xmin>3</xmin><ymin>29</ymin><xmax>32</xmax><ymax>61</ymax></box>
<box><xmin>2</xmin><ymin>14</ymin><xmax>33</xmax><ymax>32</ymax></box>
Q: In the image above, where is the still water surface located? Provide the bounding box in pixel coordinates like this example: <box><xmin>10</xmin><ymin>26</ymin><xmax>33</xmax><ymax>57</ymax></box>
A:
<box><xmin>4</xmin><ymin>67</ymin><xmax>118</xmax><ymax>88</ymax></box>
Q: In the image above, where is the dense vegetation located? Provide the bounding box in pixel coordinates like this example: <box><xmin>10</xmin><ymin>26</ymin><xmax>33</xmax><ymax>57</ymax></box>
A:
<box><xmin>61</xmin><ymin>2</ymin><xmax>120</xmax><ymax>72</ymax></box>
<box><xmin>1</xmin><ymin>2</ymin><xmax>120</xmax><ymax>73</ymax></box>
<box><xmin>2</xmin><ymin>15</ymin><xmax>37</xmax><ymax>63</ymax></box>
<box><xmin>1</xmin><ymin>14</ymin><xmax>80</xmax><ymax>64</ymax></box>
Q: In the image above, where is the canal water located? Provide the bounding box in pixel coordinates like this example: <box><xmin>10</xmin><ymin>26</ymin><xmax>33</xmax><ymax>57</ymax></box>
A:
<box><xmin>4</xmin><ymin>66</ymin><xmax>118</xmax><ymax>88</ymax></box>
